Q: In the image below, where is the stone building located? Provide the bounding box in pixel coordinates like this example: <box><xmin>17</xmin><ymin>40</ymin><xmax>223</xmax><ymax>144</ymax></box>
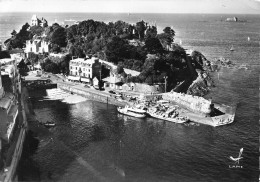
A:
<box><xmin>31</xmin><ymin>14</ymin><xmax>48</xmax><ymax>27</ymax></box>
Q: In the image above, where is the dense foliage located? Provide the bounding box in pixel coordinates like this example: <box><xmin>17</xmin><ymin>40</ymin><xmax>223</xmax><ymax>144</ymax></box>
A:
<box><xmin>5</xmin><ymin>23</ymin><xmax>30</xmax><ymax>49</ymax></box>
<box><xmin>6</xmin><ymin>18</ymin><xmax>207</xmax><ymax>91</ymax></box>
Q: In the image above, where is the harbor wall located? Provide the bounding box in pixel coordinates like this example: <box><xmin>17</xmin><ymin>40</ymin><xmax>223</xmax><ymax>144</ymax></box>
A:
<box><xmin>162</xmin><ymin>91</ymin><xmax>212</xmax><ymax>115</ymax></box>
<box><xmin>57</xmin><ymin>82</ymin><xmax>127</xmax><ymax>107</ymax></box>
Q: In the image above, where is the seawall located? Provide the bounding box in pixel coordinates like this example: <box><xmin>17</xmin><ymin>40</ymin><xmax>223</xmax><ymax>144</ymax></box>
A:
<box><xmin>57</xmin><ymin>82</ymin><xmax>127</xmax><ymax>107</ymax></box>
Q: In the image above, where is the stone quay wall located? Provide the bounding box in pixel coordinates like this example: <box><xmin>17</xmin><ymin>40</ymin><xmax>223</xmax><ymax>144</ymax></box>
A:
<box><xmin>57</xmin><ymin>82</ymin><xmax>127</xmax><ymax>107</ymax></box>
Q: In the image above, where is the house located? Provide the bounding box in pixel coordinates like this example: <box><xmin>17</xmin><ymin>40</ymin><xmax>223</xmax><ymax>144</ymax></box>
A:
<box><xmin>0</xmin><ymin>58</ymin><xmax>21</xmax><ymax>96</ymax></box>
<box><xmin>25</xmin><ymin>38</ymin><xmax>50</xmax><ymax>55</ymax></box>
<box><xmin>92</xmin><ymin>77</ymin><xmax>99</xmax><ymax>87</ymax></box>
<box><xmin>68</xmin><ymin>56</ymin><xmax>102</xmax><ymax>83</ymax></box>
<box><xmin>31</xmin><ymin>15</ymin><xmax>48</xmax><ymax>27</ymax></box>
<box><xmin>102</xmin><ymin>73</ymin><xmax>123</xmax><ymax>90</ymax></box>
<box><xmin>128</xmin><ymin>39</ymin><xmax>145</xmax><ymax>47</ymax></box>
<box><xmin>0</xmin><ymin>63</ymin><xmax>19</xmax><ymax>142</ymax></box>
<box><xmin>9</xmin><ymin>49</ymin><xmax>25</xmax><ymax>63</ymax></box>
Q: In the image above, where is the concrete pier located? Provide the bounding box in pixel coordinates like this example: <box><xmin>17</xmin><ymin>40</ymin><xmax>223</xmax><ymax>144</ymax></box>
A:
<box><xmin>57</xmin><ymin>82</ymin><xmax>127</xmax><ymax>107</ymax></box>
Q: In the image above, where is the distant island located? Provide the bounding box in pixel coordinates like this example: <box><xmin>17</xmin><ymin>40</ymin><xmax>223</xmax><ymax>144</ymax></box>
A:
<box><xmin>2</xmin><ymin>14</ymin><xmax>217</xmax><ymax>96</ymax></box>
<box><xmin>225</xmin><ymin>17</ymin><xmax>238</xmax><ymax>22</ymax></box>
<box><xmin>224</xmin><ymin>16</ymin><xmax>247</xmax><ymax>22</ymax></box>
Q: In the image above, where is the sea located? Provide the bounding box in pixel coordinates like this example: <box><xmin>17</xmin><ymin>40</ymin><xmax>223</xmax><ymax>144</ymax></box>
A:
<box><xmin>0</xmin><ymin>13</ymin><xmax>259</xmax><ymax>182</ymax></box>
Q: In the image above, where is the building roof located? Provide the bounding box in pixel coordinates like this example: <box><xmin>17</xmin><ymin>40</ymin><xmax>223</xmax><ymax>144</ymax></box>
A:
<box><xmin>32</xmin><ymin>14</ymin><xmax>38</xmax><ymax>20</ymax></box>
<box><xmin>70</xmin><ymin>57</ymin><xmax>99</xmax><ymax>66</ymax></box>
<box><xmin>102</xmin><ymin>76</ymin><xmax>122</xmax><ymax>84</ymax></box>
<box><xmin>0</xmin><ymin>58</ymin><xmax>14</xmax><ymax>65</ymax></box>
<box><xmin>124</xmin><ymin>68</ymin><xmax>140</xmax><ymax>77</ymax></box>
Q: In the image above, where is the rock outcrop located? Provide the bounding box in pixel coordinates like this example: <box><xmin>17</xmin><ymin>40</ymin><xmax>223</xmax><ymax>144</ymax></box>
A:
<box><xmin>187</xmin><ymin>70</ymin><xmax>214</xmax><ymax>96</ymax></box>
<box><xmin>184</xmin><ymin>50</ymin><xmax>215</xmax><ymax>96</ymax></box>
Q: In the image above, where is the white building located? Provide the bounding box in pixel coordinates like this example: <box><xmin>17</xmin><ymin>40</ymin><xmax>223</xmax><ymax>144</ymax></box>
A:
<box><xmin>31</xmin><ymin>14</ymin><xmax>48</xmax><ymax>27</ymax></box>
<box><xmin>25</xmin><ymin>39</ymin><xmax>50</xmax><ymax>54</ymax></box>
<box><xmin>68</xmin><ymin>56</ymin><xmax>102</xmax><ymax>83</ymax></box>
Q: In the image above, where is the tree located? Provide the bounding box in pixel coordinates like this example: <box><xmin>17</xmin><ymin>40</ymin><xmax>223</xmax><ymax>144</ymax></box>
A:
<box><xmin>51</xmin><ymin>44</ymin><xmax>61</xmax><ymax>53</ymax></box>
<box><xmin>105</xmin><ymin>36</ymin><xmax>128</xmax><ymax>64</ymax></box>
<box><xmin>6</xmin><ymin>23</ymin><xmax>30</xmax><ymax>49</ymax></box>
<box><xmin>11</xmin><ymin>30</ymin><xmax>17</xmax><ymax>37</ymax></box>
<box><xmin>45</xmin><ymin>24</ymin><xmax>67</xmax><ymax>48</ymax></box>
<box><xmin>136</xmin><ymin>20</ymin><xmax>147</xmax><ymax>39</ymax></box>
<box><xmin>17</xmin><ymin>59</ymin><xmax>29</xmax><ymax>76</ymax></box>
<box><xmin>27</xmin><ymin>52</ymin><xmax>39</xmax><ymax>65</ymax></box>
<box><xmin>157</xmin><ymin>27</ymin><xmax>175</xmax><ymax>50</ymax></box>
<box><xmin>165</xmin><ymin>45</ymin><xmax>186</xmax><ymax>69</ymax></box>
<box><xmin>117</xmin><ymin>62</ymin><xmax>124</xmax><ymax>74</ymax></box>
<box><xmin>145</xmin><ymin>26</ymin><xmax>157</xmax><ymax>39</ymax></box>
<box><xmin>163</xmin><ymin>27</ymin><xmax>175</xmax><ymax>35</ymax></box>
<box><xmin>59</xmin><ymin>54</ymin><xmax>71</xmax><ymax>75</ymax></box>
<box><xmin>0</xmin><ymin>51</ymin><xmax>11</xmax><ymax>59</ymax></box>
<box><xmin>51</xmin><ymin>26</ymin><xmax>67</xmax><ymax>47</ymax></box>
<box><xmin>143</xmin><ymin>37</ymin><xmax>164</xmax><ymax>54</ymax></box>
<box><xmin>29</xmin><ymin>26</ymin><xmax>44</xmax><ymax>38</ymax></box>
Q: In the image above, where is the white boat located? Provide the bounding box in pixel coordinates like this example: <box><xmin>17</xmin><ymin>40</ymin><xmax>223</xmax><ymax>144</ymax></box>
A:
<box><xmin>43</xmin><ymin>121</ymin><xmax>56</xmax><ymax>127</ymax></box>
<box><xmin>127</xmin><ymin>107</ymin><xmax>146</xmax><ymax>114</ymax></box>
<box><xmin>117</xmin><ymin>106</ymin><xmax>146</xmax><ymax>118</ymax></box>
<box><xmin>238</xmin><ymin>64</ymin><xmax>248</xmax><ymax>70</ymax></box>
<box><xmin>230</xmin><ymin>45</ymin><xmax>234</xmax><ymax>51</ymax></box>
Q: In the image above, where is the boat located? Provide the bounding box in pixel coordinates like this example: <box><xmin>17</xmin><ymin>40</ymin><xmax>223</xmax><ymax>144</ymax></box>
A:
<box><xmin>230</xmin><ymin>45</ymin><xmax>234</xmax><ymax>51</ymax></box>
<box><xmin>117</xmin><ymin>106</ymin><xmax>146</xmax><ymax>118</ymax></box>
<box><xmin>147</xmin><ymin>107</ymin><xmax>188</xmax><ymax>124</ymax></box>
<box><xmin>44</xmin><ymin>121</ymin><xmax>56</xmax><ymax>127</ymax></box>
<box><xmin>248</xmin><ymin>37</ymin><xmax>250</xmax><ymax>41</ymax></box>
<box><xmin>238</xmin><ymin>64</ymin><xmax>248</xmax><ymax>70</ymax></box>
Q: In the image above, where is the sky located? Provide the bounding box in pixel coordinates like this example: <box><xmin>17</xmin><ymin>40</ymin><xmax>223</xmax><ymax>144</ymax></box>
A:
<box><xmin>0</xmin><ymin>0</ymin><xmax>260</xmax><ymax>14</ymax></box>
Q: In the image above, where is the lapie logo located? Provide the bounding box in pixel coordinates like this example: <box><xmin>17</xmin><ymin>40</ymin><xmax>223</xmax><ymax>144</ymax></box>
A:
<box><xmin>229</xmin><ymin>148</ymin><xmax>243</xmax><ymax>168</ymax></box>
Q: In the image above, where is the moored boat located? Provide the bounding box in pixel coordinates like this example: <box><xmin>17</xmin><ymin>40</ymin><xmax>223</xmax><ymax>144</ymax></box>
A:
<box><xmin>147</xmin><ymin>106</ymin><xmax>188</xmax><ymax>124</ymax></box>
<box><xmin>230</xmin><ymin>45</ymin><xmax>234</xmax><ymax>51</ymax></box>
<box><xmin>44</xmin><ymin>121</ymin><xmax>56</xmax><ymax>127</ymax></box>
<box><xmin>117</xmin><ymin>106</ymin><xmax>146</xmax><ymax>118</ymax></box>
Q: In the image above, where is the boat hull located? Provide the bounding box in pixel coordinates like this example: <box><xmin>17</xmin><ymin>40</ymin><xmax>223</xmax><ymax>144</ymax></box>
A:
<box><xmin>147</xmin><ymin>112</ymin><xmax>187</xmax><ymax>124</ymax></box>
<box><xmin>117</xmin><ymin>108</ymin><xmax>146</xmax><ymax>118</ymax></box>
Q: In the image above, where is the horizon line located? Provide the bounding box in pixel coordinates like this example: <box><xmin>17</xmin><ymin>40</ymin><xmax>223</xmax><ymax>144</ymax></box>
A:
<box><xmin>1</xmin><ymin>11</ymin><xmax>260</xmax><ymax>15</ymax></box>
